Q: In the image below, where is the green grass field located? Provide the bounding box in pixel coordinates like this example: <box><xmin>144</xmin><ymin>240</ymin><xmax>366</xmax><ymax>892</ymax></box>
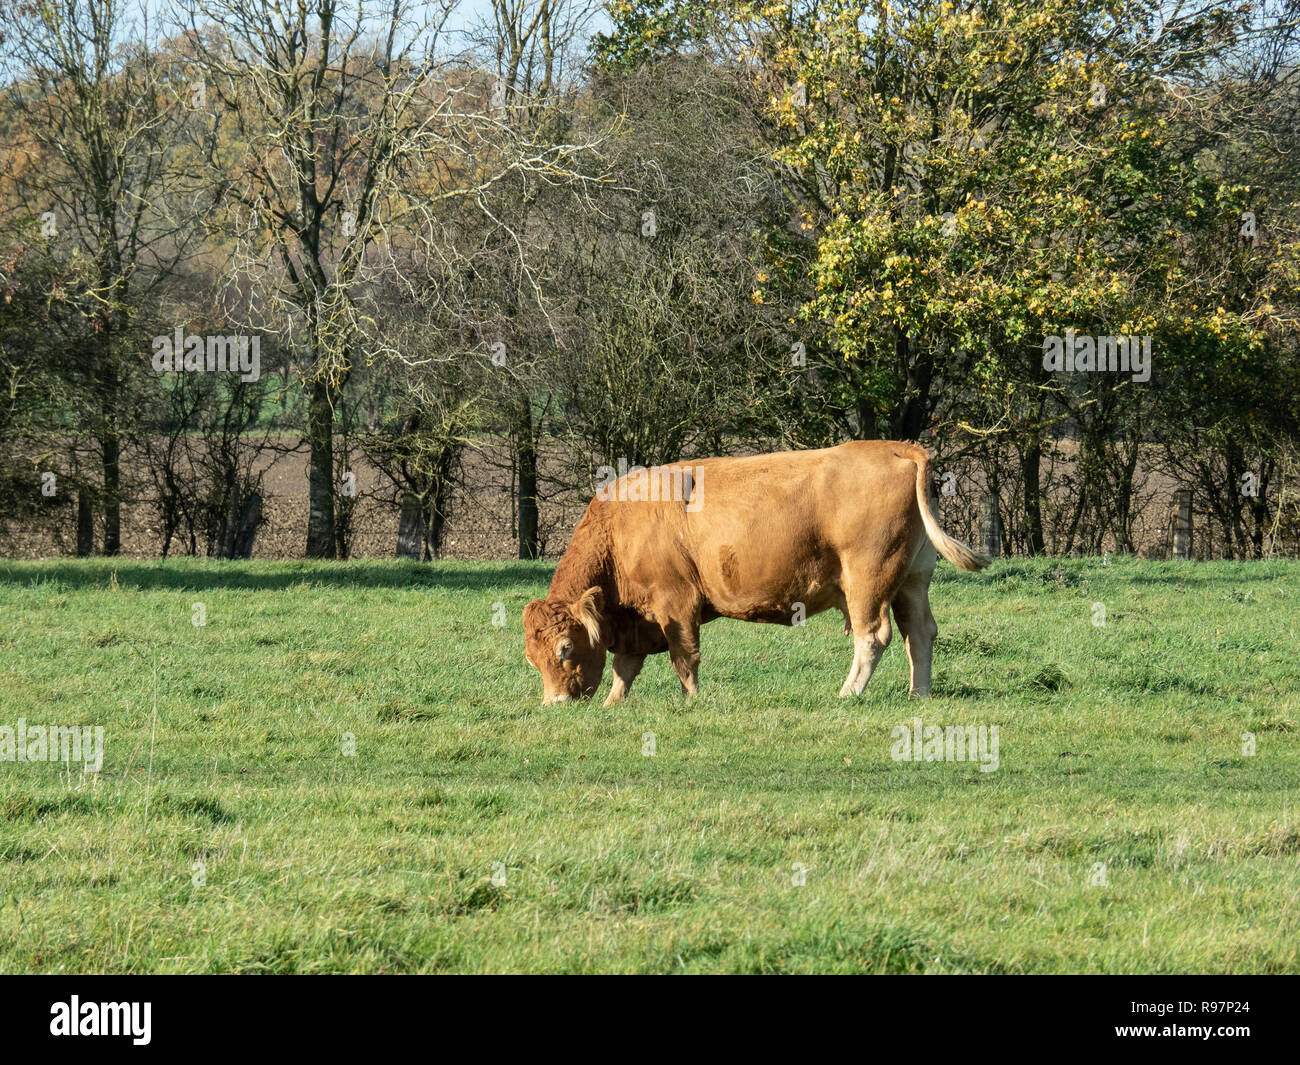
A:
<box><xmin>0</xmin><ymin>556</ymin><xmax>1297</xmax><ymax>973</ymax></box>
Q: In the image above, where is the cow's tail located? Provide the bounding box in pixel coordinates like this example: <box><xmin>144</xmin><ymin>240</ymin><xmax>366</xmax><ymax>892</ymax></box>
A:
<box><xmin>900</xmin><ymin>444</ymin><xmax>991</xmax><ymax>572</ymax></box>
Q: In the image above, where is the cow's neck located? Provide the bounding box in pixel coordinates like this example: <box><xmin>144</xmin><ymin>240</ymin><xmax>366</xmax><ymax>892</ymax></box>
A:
<box><xmin>548</xmin><ymin>509</ymin><xmax>612</xmax><ymax>604</ymax></box>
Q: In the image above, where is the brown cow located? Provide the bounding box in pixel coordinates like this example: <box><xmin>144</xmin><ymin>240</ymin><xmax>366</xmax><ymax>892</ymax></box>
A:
<box><xmin>523</xmin><ymin>440</ymin><xmax>989</xmax><ymax>704</ymax></box>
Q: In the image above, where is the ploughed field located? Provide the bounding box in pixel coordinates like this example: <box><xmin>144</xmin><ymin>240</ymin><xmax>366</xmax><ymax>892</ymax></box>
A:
<box><xmin>0</xmin><ymin>556</ymin><xmax>1296</xmax><ymax>973</ymax></box>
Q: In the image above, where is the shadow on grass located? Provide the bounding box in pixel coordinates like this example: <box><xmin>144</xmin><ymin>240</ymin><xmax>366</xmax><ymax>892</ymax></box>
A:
<box><xmin>8</xmin><ymin>555</ymin><xmax>1291</xmax><ymax>596</ymax></box>
<box><xmin>937</xmin><ymin>557</ymin><xmax>1293</xmax><ymax>588</ymax></box>
<box><xmin>0</xmin><ymin>558</ymin><xmax>555</xmax><ymax>594</ymax></box>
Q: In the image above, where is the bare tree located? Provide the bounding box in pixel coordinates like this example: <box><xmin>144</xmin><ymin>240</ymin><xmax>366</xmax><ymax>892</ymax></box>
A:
<box><xmin>182</xmin><ymin>0</ymin><xmax>610</xmax><ymax>558</ymax></box>
<box><xmin>0</xmin><ymin>0</ymin><xmax>206</xmax><ymax>554</ymax></box>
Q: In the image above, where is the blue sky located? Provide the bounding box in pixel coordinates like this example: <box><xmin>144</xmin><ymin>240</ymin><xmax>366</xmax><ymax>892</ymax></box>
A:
<box><xmin>0</xmin><ymin>2</ymin><xmax>612</xmax><ymax>87</ymax></box>
<box><xmin>133</xmin><ymin>0</ymin><xmax>611</xmax><ymax>42</ymax></box>
<box><xmin>443</xmin><ymin>0</ymin><xmax>613</xmax><ymax>43</ymax></box>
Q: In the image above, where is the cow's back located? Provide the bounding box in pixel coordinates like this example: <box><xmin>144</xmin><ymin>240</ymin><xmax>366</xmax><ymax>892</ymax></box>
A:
<box><xmin>604</xmin><ymin>441</ymin><xmax>924</xmax><ymax>624</ymax></box>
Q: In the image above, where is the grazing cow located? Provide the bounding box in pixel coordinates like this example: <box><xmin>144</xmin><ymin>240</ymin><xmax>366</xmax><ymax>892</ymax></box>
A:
<box><xmin>523</xmin><ymin>440</ymin><xmax>989</xmax><ymax>704</ymax></box>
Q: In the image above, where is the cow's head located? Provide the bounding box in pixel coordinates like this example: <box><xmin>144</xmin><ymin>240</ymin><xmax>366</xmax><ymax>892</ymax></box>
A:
<box><xmin>523</xmin><ymin>586</ymin><xmax>609</xmax><ymax>703</ymax></box>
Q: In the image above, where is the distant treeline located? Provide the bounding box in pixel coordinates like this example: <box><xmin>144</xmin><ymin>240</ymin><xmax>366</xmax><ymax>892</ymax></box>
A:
<box><xmin>2</xmin><ymin>1</ymin><xmax>1298</xmax><ymax>561</ymax></box>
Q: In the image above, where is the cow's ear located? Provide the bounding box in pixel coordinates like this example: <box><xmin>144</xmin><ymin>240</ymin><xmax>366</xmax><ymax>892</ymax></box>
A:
<box><xmin>570</xmin><ymin>586</ymin><xmax>607</xmax><ymax>648</ymax></box>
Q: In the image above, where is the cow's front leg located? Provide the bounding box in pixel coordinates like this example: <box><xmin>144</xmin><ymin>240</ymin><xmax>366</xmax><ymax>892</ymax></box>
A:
<box><xmin>664</xmin><ymin>618</ymin><xmax>701</xmax><ymax>696</ymax></box>
<box><xmin>603</xmin><ymin>653</ymin><xmax>646</xmax><ymax>707</ymax></box>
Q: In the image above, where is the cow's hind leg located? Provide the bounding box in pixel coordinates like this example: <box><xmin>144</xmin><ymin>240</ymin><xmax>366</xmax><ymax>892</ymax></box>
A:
<box><xmin>839</xmin><ymin>595</ymin><xmax>893</xmax><ymax>697</ymax></box>
<box><xmin>891</xmin><ymin>568</ymin><xmax>938</xmax><ymax>696</ymax></box>
<box><xmin>839</xmin><ymin>547</ymin><xmax>915</xmax><ymax>697</ymax></box>
<box><xmin>603</xmin><ymin>653</ymin><xmax>646</xmax><ymax>707</ymax></box>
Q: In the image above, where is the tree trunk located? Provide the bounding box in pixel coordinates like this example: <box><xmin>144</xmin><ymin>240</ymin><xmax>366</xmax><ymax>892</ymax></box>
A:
<box><xmin>1021</xmin><ymin>435</ymin><xmax>1044</xmax><ymax>556</ymax></box>
<box><xmin>894</xmin><ymin>332</ymin><xmax>934</xmax><ymax>441</ymax></box>
<box><xmin>1250</xmin><ymin>461</ymin><xmax>1273</xmax><ymax>559</ymax></box>
<box><xmin>979</xmin><ymin>492</ymin><xmax>1002</xmax><ymax>559</ymax></box>
<box><xmin>233</xmin><ymin>493</ymin><xmax>262</xmax><ymax>559</ymax></box>
<box><xmin>517</xmin><ymin>404</ymin><xmax>540</xmax><ymax>560</ymax></box>
<box><xmin>426</xmin><ymin>500</ymin><xmax>447</xmax><ymax>560</ymax></box>
<box><xmin>396</xmin><ymin>493</ymin><xmax>425</xmax><ymax>559</ymax></box>
<box><xmin>1171</xmin><ymin>490</ymin><xmax>1192</xmax><ymax>560</ymax></box>
<box><xmin>1113</xmin><ymin>440</ymin><xmax>1140</xmax><ymax>555</ymax></box>
<box><xmin>1223</xmin><ymin>442</ymin><xmax>1251</xmax><ymax>559</ymax></box>
<box><xmin>76</xmin><ymin>486</ymin><xmax>94</xmax><ymax>557</ymax></box>
<box><xmin>424</xmin><ymin>447</ymin><xmax>456</xmax><ymax>560</ymax></box>
<box><xmin>212</xmin><ymin>488</ymin><xmax>240</xmax><ymax>558</ymax></box>
<box><xmin>102</xmin><ymin>425</ymin><xmax>121</xmax><ymax>556</ymax></box>
<box><xmin>306</xmin><ymin>377</ymin><xmax>336</xmax><ymax>559</ymax></box>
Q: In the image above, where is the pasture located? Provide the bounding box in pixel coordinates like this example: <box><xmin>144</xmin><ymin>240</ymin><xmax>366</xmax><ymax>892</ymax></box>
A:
<box><xmin>0</xmin><ymin>556</ymin><xmax>1296</xmax><ymax>973</ymax></box>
